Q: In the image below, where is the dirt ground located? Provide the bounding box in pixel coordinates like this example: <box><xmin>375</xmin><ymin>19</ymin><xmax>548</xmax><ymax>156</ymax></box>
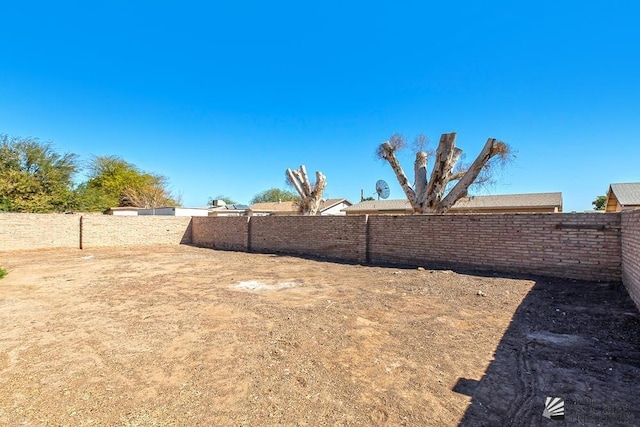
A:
<box><xmin>0</xmin><ymin>245</ymin><xmax>638</xmax><ymax>426</ymax></box>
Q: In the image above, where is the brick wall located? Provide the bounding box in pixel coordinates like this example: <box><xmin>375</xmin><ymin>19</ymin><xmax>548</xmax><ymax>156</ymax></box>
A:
<box><xmin>0</xmin><ymin>213</ymin><xmax>80</xmax><ymax>251</ymax></box>
<box><xmin>249</xmin><ymin>215</ymin><xmax>368</xmax><ymax>263</ymax></box>
<box><xmin>80</xmin><ymin>216</ymin><xmax>192</xmax><ymax>248</ymax></box>
<box><xmin>367</xmin><ymin>213</ymin><xmax>621</xmax><ymax>281</ymax></box>
<box><xmin>621</xmin><ymin>210</ymin><xmax>640</xmax><ymax>309</ymax></box>
<box><xmin>2</xmin><ymin>212</ymin><xmax>636</xmax><ymax>291</ymax></box>
<box><xmin>191</xmin><ymin>217</ymin><xmax>249</xmax><ymax>251</ymax></box>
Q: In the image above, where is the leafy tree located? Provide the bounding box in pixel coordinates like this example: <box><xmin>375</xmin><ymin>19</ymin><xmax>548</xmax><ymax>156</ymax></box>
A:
<box><xmin>592</xmin><ymin>195</ymin><xmax>607</xmax><ymax>210</ymax></box>
<box><xmin>81</xmin><ymin>156</ymin><xmax>178</xmax><ymax>210</ymax></box>
<box><xmin>0</xmin><ymin>134</ymin><xmax>78</xmax><ymax>212</ymax></box>
<box><xmin>250</xmin><ymin>188</ymin><xmax>300</xmax><ymax>204</ymax></box>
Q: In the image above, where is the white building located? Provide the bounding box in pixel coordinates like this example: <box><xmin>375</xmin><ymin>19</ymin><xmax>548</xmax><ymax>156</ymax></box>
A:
<box><xmin>138</xmin><ymin>207</ymin><xmax>210</xmax><ymax>217</ymax></box>
<box><xmin>104</xmin><ymin>207</ymin><xmax>140</xmax><ymax>216</ymax></box>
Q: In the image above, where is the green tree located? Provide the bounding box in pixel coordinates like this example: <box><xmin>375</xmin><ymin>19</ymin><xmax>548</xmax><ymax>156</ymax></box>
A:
<box><xmin>0</xmin><ymin>134</ymin><xmax>78</xmax><ymax>212</ymax></box>
<box><xmin>250</xmin><ymin>188</ymin><xmax>300</xmax><ymax>204</ymax></box>
<box><xmin>592</xmin><ymin>195</ymin><xmax>607</xmax><ymax>210</ymax></box>
<box><xmin>80</xmin><ymin>156</ymin><xmax>179</xmax><ymax>211</ymax></box>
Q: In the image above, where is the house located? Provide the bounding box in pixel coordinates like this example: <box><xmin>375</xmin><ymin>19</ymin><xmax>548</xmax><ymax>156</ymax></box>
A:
<box><xmin>450</xmin><ymin>192</ymin><xmax>563</xmax><ymax>213</ymax></box>
<box><xmin>343</xmin><ymin>199</ymin><xmax>412</xmax><ymax>215</ymax></box>
<box><xmin>249</xmin><ymin>201</ymin><xmax>301</xmax><ymax>216</ymax></box>
<box><xmin>104</xmin><ymin>207</ymin><xmax>140</xmax><ymax>216</ymax></box>
<box><xmin>605</xmin><ymin>183</ymin><xmax>640</xmax><ymax>212</ymax></box>
<box><xmin>249</xmin><ymin>198</ymin><xmax>352</xmax><ymax>216</ymax></box>
<box><xmin>318</xmin><ymin>198</ymin><xmax>352</xmax><ymax>215</ymax></box>
<box><xmin>138</xmin><ymin>207</ymin><xmax>210</xmax><ymax>217</ymax></box>
<box><xmin>342</xmin><ymin>192</ymin><xmax>563</xmax><ymax>215</ymax></box>
<box><xmin>208</xmin><ymin>204</ymin><xmax>251</xmax><ymax>217</ymax></box>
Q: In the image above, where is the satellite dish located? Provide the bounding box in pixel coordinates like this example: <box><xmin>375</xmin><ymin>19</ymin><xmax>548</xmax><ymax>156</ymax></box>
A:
<box><xmin>375</xmin><ymin>179</ymin><xmax>390</xmax><ymax>200</ymax></box>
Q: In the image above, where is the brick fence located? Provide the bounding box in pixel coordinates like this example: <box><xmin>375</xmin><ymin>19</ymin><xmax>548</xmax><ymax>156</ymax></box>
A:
<box><xmin>191</xmin><ymin>217</ymin><xmax>249</xmax><ymax>251</ymax></box>
<box><xmin>80</xmin><ymin>216</ymin><xmax>192</xmax><ymax>248</ymax></box>
<box><xmin>621</xmin><ymin>210</ymin><xmax>640</xmax><ymax>309</ymax></box>
<box><xmin>250</xmin><ymin>215</ymin><xmax>368</xmax><ymax>263</ymax></box>
<box><xmin>366</xmin><ymin>213</ymin><xmax>621</xmax><ymax>281</ymax></box>
<box><xmin>0</xmin><ymin>213</ymin><xmax>191</xmax><ymax>251</ymax></box>
<box><xmin>190</xmin><ymin>213</ymin><xmax>621</xmax><ymax>282</ymax></box>
<box><xmin>0</xmin><ymin>213</ymin><xmax>80</xmax><ymax>250</ymax></box>
<box><xmin>1</xmin><ymin>211</ymin><xmax>639</xmax><ymax>310</ymax></box>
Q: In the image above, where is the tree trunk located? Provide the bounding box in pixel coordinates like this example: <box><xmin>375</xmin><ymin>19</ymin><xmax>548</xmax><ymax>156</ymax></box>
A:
<box><xmin>425</xmin><ymin>132</ymin><xmax>458</xmax><ymax>209</ymax></box>
<box><xmin>286</xmin><ymin>166</ymin><xmax>327</xmax><ymax>215</ymax></box>
<box><xmin>414</xmin><ymin>151</ymin><xmax>428</xmax><ymax>210</ymax></box>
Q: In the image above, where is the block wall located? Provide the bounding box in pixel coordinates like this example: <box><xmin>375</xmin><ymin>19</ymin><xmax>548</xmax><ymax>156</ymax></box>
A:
<box><xmin>80</xmin><ymin>216</ymin><xmax>192</xmax><ymax>248</ymax></box>
<box><xmin>621</xmin><ymin>210</ymin><xmax>640</xmax><ymax>310</ymax></box>
<box><xmin>367</xmin><ymin>213</ymin><xmax>621</xmax><ymax>281</ymax></box>
<box><xmin>2</xmin><ymin>212</ymin><xmax>636</xmax><ymax>294</ymax></box>
<box><xmin>0</xmin><ymin>213</ymin><xmax>80</xmax><ymax>251</ymax></box>
<box><xmin>249</xmin><ymin>215</ymin><xmax>368</xmax><ymax>263</ymax></box>
<box><xmin>191</xmin><ymin>217</ymin><xmax>249</xmax><ymax>251</ymax></box>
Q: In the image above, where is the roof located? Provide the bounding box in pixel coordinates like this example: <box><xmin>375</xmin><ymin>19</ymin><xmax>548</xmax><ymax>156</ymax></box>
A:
<box><xmin>249</xmin><ymin>201</ymin><xmax>301</xmax><ymax>213</ymax></box>
<box><xmin>209</xmin><ymin>204</ymin><xmax>250</xmax><ymax>211</ymax></box>
<box><xmin>319</xmin><ymin>198</ymin><xmax>352</xmax><ymax>211</ymax></box>
<box><xmin>452</xmin><ymin>192</ymin><xmax>562</xmax><ymax>210</ymax></box>
<box><xmin>609</xmin><ymin>183</ymin><xmax>640</xmax><ymax>206</ymax></box>
<box><xmin>342</xmin><ymin>199</ymin><xmax>412</xmax><ymax>212</ymax></box>
<box><xmin>343</xmin><ymin>192</ymin><xmax>563</xmax><ymax>212</ymax></box>
<box><xmin>105</xmin><ymin>207</ymin><xmax>140</xmax><ymax>211</ymax></box>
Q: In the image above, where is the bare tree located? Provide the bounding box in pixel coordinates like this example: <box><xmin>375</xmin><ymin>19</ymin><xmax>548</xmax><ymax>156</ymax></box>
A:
<box><xmin>377</xmin><ymin>132</ymin><xmax>512</xmax><ymax>214</ymax></box>
<box><xmin>286</xmin><ymin>165</ymin><xmax>327</xmax><ymax>215</ymax></box>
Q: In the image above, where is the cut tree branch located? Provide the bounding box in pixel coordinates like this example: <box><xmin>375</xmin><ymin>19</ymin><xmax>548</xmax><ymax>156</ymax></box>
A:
<box><xmin>378</xmin><ymin>141</ymin><xmax>418</xmax><ymax>210</ymax></box>
<box><xmin>437</xmin><ymin>138</ymin><xmax>506</xmax><ymax>213</ymax></box>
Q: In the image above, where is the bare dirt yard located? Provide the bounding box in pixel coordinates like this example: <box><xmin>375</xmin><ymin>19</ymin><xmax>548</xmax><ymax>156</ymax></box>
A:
<box><xmin>0</xmin><ymin>245</ymin><xmax>638</xmax><ymax>426</ymax></box>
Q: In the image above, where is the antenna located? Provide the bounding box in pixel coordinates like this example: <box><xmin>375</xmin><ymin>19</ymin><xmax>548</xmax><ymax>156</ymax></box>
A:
<box><xmin>375</xmin><ymin>179</ymin><xmax>390</xmax><ymax>200</ymax></box>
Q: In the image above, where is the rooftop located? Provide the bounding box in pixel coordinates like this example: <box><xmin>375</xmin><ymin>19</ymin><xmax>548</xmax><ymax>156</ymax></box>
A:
<box><xmin>250</xmin><ymin>201</ymin><xmax>301</xmax><ymax>213</ymax></box>
<box><xmin>609</xmin><ymin>183</ymin><xmax>640</xmax><ymax>206</ymax></box>
<box><xmin>343</xmin><ymin>192</ymin><xmax>563</xmax><ymax>212</ymax></box>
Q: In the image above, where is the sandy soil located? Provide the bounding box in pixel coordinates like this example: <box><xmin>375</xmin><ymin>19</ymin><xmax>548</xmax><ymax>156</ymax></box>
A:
<box><xmin>0</xmin><ymin>245</ymin><xmax>638</xmax><ymax>426</ymax></box>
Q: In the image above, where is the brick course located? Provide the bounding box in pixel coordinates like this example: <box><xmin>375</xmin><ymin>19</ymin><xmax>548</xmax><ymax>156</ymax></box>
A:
<box><xmin>621</xmin><ymin>210</ymin><xmax>640</xmax><ymax>309</ymax></box>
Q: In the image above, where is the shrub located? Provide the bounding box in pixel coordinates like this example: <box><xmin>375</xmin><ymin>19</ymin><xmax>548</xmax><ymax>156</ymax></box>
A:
<box><xmin>0</xmin><ymin>268</ymin><xmax>7</xmax><ymax>279</ymax></box>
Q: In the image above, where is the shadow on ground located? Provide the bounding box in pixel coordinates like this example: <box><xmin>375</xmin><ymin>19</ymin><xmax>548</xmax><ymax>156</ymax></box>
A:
<box><xmin>454</xmin><ymin>277</ymin><xmax>640</xmax><ymax>426</ymax></box>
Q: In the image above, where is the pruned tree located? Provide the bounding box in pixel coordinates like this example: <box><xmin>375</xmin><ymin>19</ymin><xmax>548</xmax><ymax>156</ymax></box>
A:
<box><xmin>377</xmin><ymin>132</ymin><xmax>512</xmax><ymax>214</ymax></box>
<box><xmin>286</xmin><ymin>165</ymin><xmax>327</xmax><ymax>215</ymax></box>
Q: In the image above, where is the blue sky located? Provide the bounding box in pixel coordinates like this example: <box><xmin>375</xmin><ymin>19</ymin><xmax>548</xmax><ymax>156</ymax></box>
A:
<box><xmin>1</xmin><ymin>1</ymin><xmax>638</xmax><ymax>211</ymax></box>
